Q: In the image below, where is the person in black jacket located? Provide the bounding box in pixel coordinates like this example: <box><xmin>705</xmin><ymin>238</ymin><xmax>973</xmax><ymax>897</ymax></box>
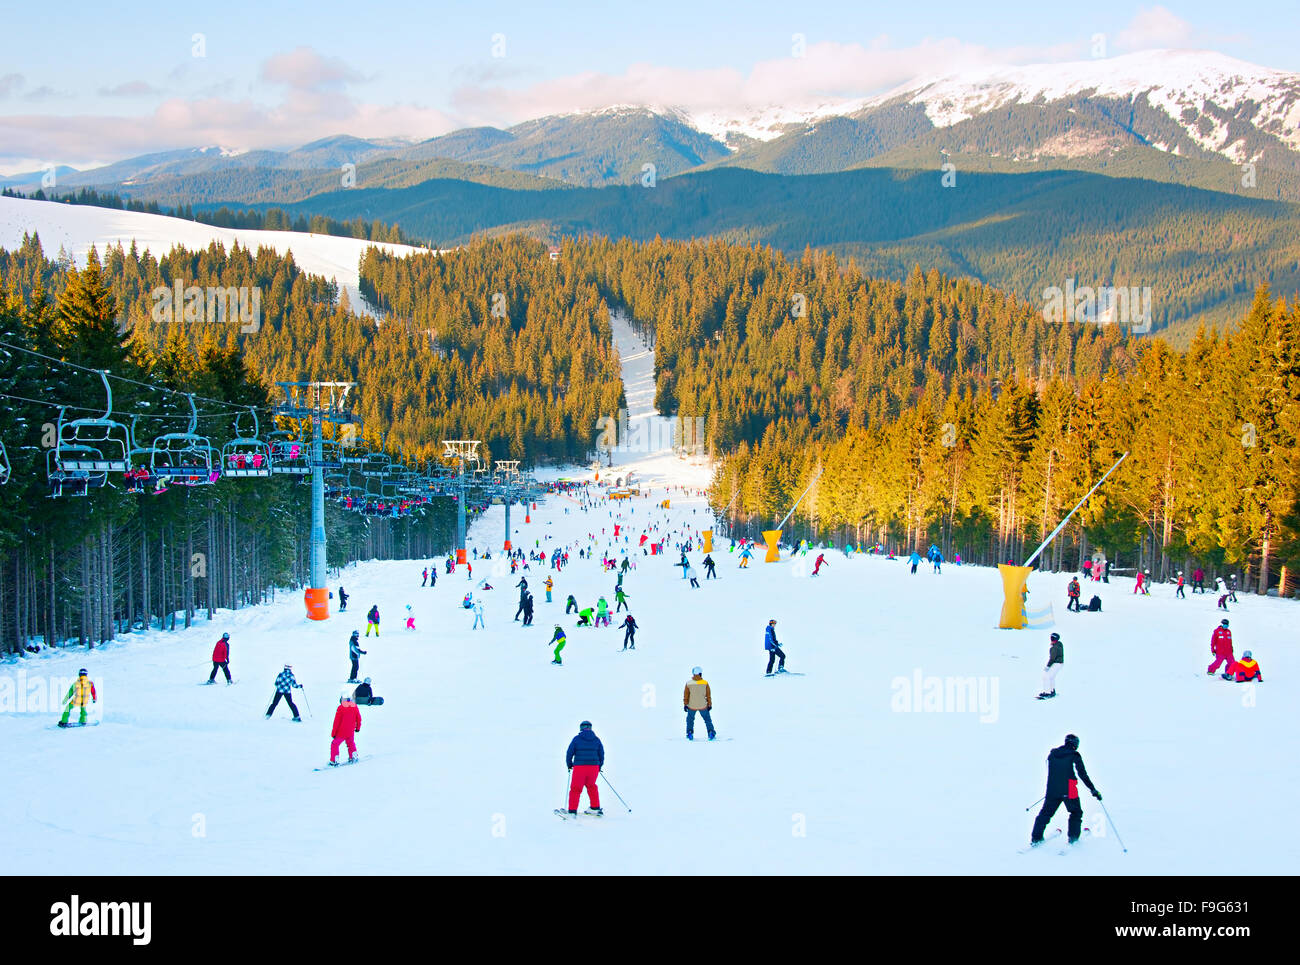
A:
<box><xmin>563</xmin><ymin>721</ymin><xmax>605</xmax><ymax>815</ymax></box>
<box><xmin>348</xmin><ymin>630</ymin><xmax>367</xmax><ymax>683</ymax></box>
<box><xmin>1030</xmin><ymin>733</ymin><xmax>1102</xmax><ymax>845</ymax></box>
<box><xmin>353</xmin><ymin>677</ymin><xmax>384</xmax><ymax>705</ymax></box>
<box><xmin>338</xmin><ymin>586</ymin><xmax>348</xmax><ymax>611</ymax></box>
<box><xmin>619</xmin><ymin>613</ymin><xmax>638</xmax><ymax>650</ymax></box>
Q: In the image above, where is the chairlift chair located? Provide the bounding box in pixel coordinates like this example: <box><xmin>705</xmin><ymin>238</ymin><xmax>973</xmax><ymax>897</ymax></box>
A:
<box><xmin>150</xmin><ymin>394</ymin><xmax>219</xmax><ymax>486</ymax></box>
<box><xmin>222</xmin><ymin>407</ymin><xmax>273</xmax><ymax>478</ymax></box>
<box><xmin>54</xmin><ymin>372</ymin><xmax>131</xmax><ymax>473</ymax></box>
<box><xmin>268</xmin><ymin>430</ymin><xmax>310</xmax><ymax>475</ymax></box>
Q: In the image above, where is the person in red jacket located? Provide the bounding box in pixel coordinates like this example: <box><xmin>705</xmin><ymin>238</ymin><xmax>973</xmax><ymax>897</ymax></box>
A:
<box><xmin>1207</xmin><ymin>619</ymin><xmax>1234</xmax><ymax>675</ymax></box>
<box><xmin>1227</xmin><ymin>651</ymin><xmax>1262</xmax><ymax>682</ymax></box>
<box><xmin>207</xmin><ymin>632</ymin><xmax>232</xmax><ymax>684</ymax></box>
<box><xmin>329</xmin><ymin>692</ymin><xmax>362</xmax><ymax>765</ymax></box>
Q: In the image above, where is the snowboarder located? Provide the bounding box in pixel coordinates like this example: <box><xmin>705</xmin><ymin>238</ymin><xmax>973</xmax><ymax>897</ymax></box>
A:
<box><xmin>365</xmin><ymin>604</ymin><xmax>380</xmax><ymax>636</ymax></box>
<box><xmin>348</xmin><ymin>630</ymin><xmax>367</xmax><ymax>683</ymax></box>
<box><xmin>329</xmin><ymin>692</ymin><xmax>362</xmax><ymax>765</ymax></box>
<box><xmin>703</xmin><ymin>554</ymin><xmax>716</xmax><ymax>579</ymax></box>
<box><xmin>1208</xmin><ymin>619</ymin><xmax>1234</xmax><ymax>676</ymax></box>
<box><xmin>549</xmin><ymin>625</ymin><xmax>567</xmax><ymax>664</ymax></box>
<box><xmin>522</xmin><ymin>591</ymin><xmax>535</xmax><ymax>626</ymax></box>
<box><xmin>1029</xmin><ymin>734</ymin><xmax>1101</xmax><ymax>846</ymax></box>
<box><xmin>619</xmin><ymin>613</ymin><xmax>638</xmax><ymax>650</ymax></box>
<box><xmin>1066</xmin><ymin>578</ymin><xmax>1081</xmax><ymax>612</ymax></box>
<box><xmin>614</xmin><ymin>585</ymin><xmax>630</xmax><ymax>612</ymax></box>
<box><xmin>58</xmin><ymin>669</ymin><xmax>97</xmax><ymax>727</ymax></box>
<box><xmin>266</xmin><ymin>664</ymin><xmax>303</xmax><ymax>721</ymax></box>
<box><xmin>565</xmin><ymin>594</ymin><xmax>578</xmax><ymax>614</ymax></box>
<box><xmin>683</xmin><ymin>667</ymin><xmax>716</xmax><ymax>740</ymax></box>
<box><xmin>738</xmin><ymin>545</ymin><xmax>753</xmax><ymax>568</ymax></box>
<box><xmin>576</xmin><ymin>606</ymin><xmax>595</xmax><ymax>627</ymax></box>
<box><xmin>353</xmin><ymin>677</ymin><xmax>384</xmax><ymax>705</ymax></box>
<box><xmin>764</xmin><ymin>619</ymin><xmax>787</xmax><ymax>675</ymax></box>
<box><xmin>405</xmin><ymin>605</ymin><xmax>415</xmax><ymax>631</ymax></box>
<box><xmin>208</xmin><ymin>632</ymin><xmax>232</xmax><ymax>684</ymax></box>
<box><xmin>1038</xmin><ymin>632</ymin><xmax>1063</xmax><ymax>699</ymax></box>
<box><xmin>1225</xmin><ymin>650</ymin><xmax>1262</xmax><ymax>682</ymax></box>
<box><xmin>812</xmin><ymin>553</ymin><xmax>827</xmax><ymax>576</ymax></box>
<box><xmin>337</xmin><ymin>586</ymin><xmax>348</xmax><ymax>611</ymax></box>
<box><xmin>563</xmin><ymin>721</ymin><xmax>604</xmax><ymax>816</ymax></box>
<box><xmin>514</xmin><ymin>578</ymin><xmax>529</xmax><ymax>621</ymax></box>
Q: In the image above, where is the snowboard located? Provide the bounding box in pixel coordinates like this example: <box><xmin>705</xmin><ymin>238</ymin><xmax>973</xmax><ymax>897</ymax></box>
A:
<box><xmin>764</xmin><ymin>671</ymin><xmax>805</xmax><ymax>677</ymax></box>
<box><xmin>313</xmin><ymin>754</ymin><xmax>372</xmax><ymax>772</ymax></box>
<box><xmin>671</xmin><ymin>736</ymin><xmax>733</xmax><ymax>742</ymax></box>
<box><xmin>53</xmin><ymin>720</ymin><xmax>100</xmax><ymax>729</ymax></box>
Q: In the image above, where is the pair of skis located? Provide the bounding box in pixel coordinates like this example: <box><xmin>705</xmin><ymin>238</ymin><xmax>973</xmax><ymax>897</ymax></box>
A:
<box><xmin>554</xmin><ymin>808</ymin><xmax>605</xmax><ymax>820</ymax></box>
<box><xmin>1018</xmin><ymin>828</ymin><xmax>1091</xmax><ymax>855</ymax></box>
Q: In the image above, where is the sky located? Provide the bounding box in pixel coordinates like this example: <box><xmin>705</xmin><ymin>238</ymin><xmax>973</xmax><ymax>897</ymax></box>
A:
<box><xmin>0</xmin><ymin>0</ymin><xmax>1294</xmax><ymax>173</ymax></box>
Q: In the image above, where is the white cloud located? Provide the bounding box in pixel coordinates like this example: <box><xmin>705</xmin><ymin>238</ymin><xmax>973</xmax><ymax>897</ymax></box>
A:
<box><xmin>1115</xmin><ymin>6</ymin><xmax>1197</xmax><ymax>51</ymax></box>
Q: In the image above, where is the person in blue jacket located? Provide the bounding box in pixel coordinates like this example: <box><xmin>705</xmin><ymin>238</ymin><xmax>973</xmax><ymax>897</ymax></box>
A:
<box><xmin>909</xmin><ymin>551</ymin><xmax>922</xmax><ymax>574</ymax></box>
<box><xmin>563</xmin><ymin>720</ymin><xmax>605</xmax><ymax>815</ymax></box>
<box><xmin>764</xmin><ymin>618</ymin><xmax>787</xmax><ymax>675</ymax></box>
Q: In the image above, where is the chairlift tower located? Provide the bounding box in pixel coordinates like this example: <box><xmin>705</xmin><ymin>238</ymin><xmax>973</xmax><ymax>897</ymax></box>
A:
<box><xmin>495</xmin><ymin>459</ymin><xmax>520</xmax><ymax>550</ymax></box>
<box><xmin>276</xmin><ymin>382</ymin><xmax>358</xmax><ymax>620</ymax></box>
<box><xmin>442</xmin><ymin>440</ymin><xmax>481</xmax><ymax>564</ymax></box>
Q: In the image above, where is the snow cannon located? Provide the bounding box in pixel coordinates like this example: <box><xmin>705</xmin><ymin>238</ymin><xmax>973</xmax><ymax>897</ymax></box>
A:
<box><xmin>305</xmin><ymin>587</ymin><xmax>330</xmax><ymax>621</ymax></box>
<box><xmin>998</xmin><ymin>564</ymin><xmax>1032</xmax><ymax>629</ymax></box>
<box><xmin>702</xmin><ymin>529</ymin><xmax>713</xmax><ymax>553</ymax></box>
<box><xmin>762</xmin><ymin>530</ymin><xmax>782</xmax><ymax>563</ymax></box>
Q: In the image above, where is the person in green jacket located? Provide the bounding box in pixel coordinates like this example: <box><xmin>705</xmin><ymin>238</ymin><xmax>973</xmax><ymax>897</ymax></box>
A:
<box><xmin>615</xmin><ymin>586</ymin><xmax>630</xmax><ymax>612</ymax></box>
<box><xmin>576</xmin><ymin>606</ymin><xmax>595</xmax><ymax>627</ymax></box>
<box><xmin>596</xmin><ymin>597</ymin><xmax>610</xmax><ymax>626</ymax></box>
<box><xmin>549</xmin><ymin>625</ymin><xmax>567</xmax><ymax>665</ymax></box>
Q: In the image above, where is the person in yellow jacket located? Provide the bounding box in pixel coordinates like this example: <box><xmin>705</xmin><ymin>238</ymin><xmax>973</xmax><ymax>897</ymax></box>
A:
<box><xmin>683</xmin><ymin>667</ymin><xmax>716</xmax><ymax>741</ymax></box>
<box><xmin>59</xmin><ymin>669</ymin><xmax>97</xmax><ymax>727</ymax></box>
<box><xmin>544</xmin><ymin>575</ymin><xmax>554</xmax><ymax>603</ymax></box>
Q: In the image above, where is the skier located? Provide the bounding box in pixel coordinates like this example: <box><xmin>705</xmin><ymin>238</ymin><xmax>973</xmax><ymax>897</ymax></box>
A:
<box><xmin>1038</xmin><ymin>632</ymin><xmax>1063</xmax><ymax>699</ymax></box>
<box><xmin>544</xmin><ymin>575</ymin><xmax>554</xmax><ymax>603</ymax></box>
<box><xmin>686</xmin><ymin>564</ymin><xmax>700</xmax><ymax>588</ymax></box>
<box><xmin>548</xmin><ymin>625</ymin><xmax>567</xmax><ymax>664</ymax></box>
<box><xmin>365</xmin><ymin>604</ymin><xmax>380</xmax><ymax>637</ymax></box>
<box><xmin>266</xmin><ymin>664</ymin><xmax>303</xmax><ymax>721</ymax></box>
<box><xmin>576</xmin><ymin>606</ymin><xmax>595</xmax><ymax>628</ymax></box>
<box><xmin>329</xmin><ymin>692</ymin><xmax>362</xmax><ymax>766</ymax></box>
<box><xmin>1225</xmin><ymin>650</ymin><xmax>1262</xmax><ymax>682</ymax></box>
<box><xmin>1175</xmin><ymin>571</ymin><xmax>1185</xmax><ymax>599</ymax></box>
<box><xmin>619</xmin><ymin>613</ymin><xmax>638</xmax><ymax>650</ymax></box>
<box><xmin>348</xmin><ymin>630</ymin><xmax>367</xmax><ymax>683</ymax></box>
<box><xmin>1066</xmin><ymin>578</ymin><xmax>1081</xmax><ymax>612</ymax></box>
<box><xmin>703</xmin><ymin>554</ymin><xmax>716</xmax><ymax>579</ymax></box>
<box><xmin>562</xmin><ymin>721</ymin><xmax>604</xmax><ymax>816</ymax></box>
<box><xmin>522</xmin><ymin>591</ymin><xmax>535</xmax><ymax>626</ymax></box>
<box><xmin>764</xmin><ymin>619</ymin><xmax>787</xmax><ymax>675</ymax></box>
<box><xmin>1207</xmin><ymin>619</ymin><xmax>1234</xmax><ymax>676</ymax></box>
<box><xmin>208</xmin><ymin>632</ymin><xmax>232</xmax><ymax>684</ymax></box>
<box><xmin>683</xmin><ymin>667</ymin><xmax>716</xmax><ymax>740</ymax></box>
<box><xmin>565</xmin><ymin>594</ymin><xmax>578</xmax><ymax>615</ymax></box>
<box><xmin>812</xmin><ymin>553</ymin><xmax>827</xmax><ymax>576</ymax></box>
<box><xmin>1029</xmin><ymin>734</ymin><xmax>1101</xmax><ymax>847</ymax></box>
<box><xmin>472</xmin><ymin>599</ymin><xmax>485</xmax><ymax>629</ymax></box>
<box><xmin>58</xmin><ymin>669</ymin><xmax>97</xmax><ymax>727</ymax></box>
<box><xmin>909</xmin><ymin>550</ymin><xmax>921</xmax><ymax>574</ymax></box>
<box><xmin>1133</xmin><ymin>570</ymin><xmax>1146</xmax><ymax>595</ymax></box>
<box><xmin>338</xmin><ymin>586</ymin><xmax>348</xmax><ymax>611</ymax></box>
<box><xmin>405</xmin><ymin>605</ymin><xmax>415</xmax><ymax>631</ymax></box>
<box><xmin>421</xmin><ymin>567</ymin><xmax>429</xmax><ymax>587</ymax></box>
<box><xmin>353</xmin><ymin>677</ymin><xmax>384</xmax><ymax>705</ymax></box>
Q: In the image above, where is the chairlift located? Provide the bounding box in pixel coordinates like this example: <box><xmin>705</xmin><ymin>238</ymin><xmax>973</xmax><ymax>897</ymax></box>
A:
<box><xmin>0</xmin><ymin>439</ymin><xmax>10</xmax><ymax>485</ymax></box>
<box><xmin>315</xmin><ymin>440</ymin><xmax>344</xmax><ymax>472</ymax></box>
<box><xmin>150</xmin><ymin>394</ymin><xmax>219</xmax><ymax>486</ymax></box>
<box><xmin>268</xmin><ymin>430</ymin><xmax>310</xmax><ymax>475</ymax></box>
<box><xmin>54</xmin><ymin>371</ymin><xmax>130</xmax><ymax>473</ymax></box>
<box><xmin>47</xmin><ymin>443</ymin><xmax>107</xmax><ymax>497</ymax></box>
<box><xmin>222</xmin><ymin>407</ymin><xmax>272</xmax><ymax>478</ymax></box>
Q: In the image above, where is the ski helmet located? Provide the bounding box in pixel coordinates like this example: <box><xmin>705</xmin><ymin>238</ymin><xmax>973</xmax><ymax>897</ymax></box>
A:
<box><xmin>351</xmin><ymin>630</ymin><xmax>359</xmax><ymax>638</ymax></box>
<box><xmin>1221</xmin><ymin>619</ymin><xmax>1229</xmax><ymax>627</ymax></box>
<box><xmin>1050</xmin><ymin>632</ymin><xmax>1060</xmax><ymax>641</ymax></box>
<box><xmin>363</xmin><ymin>677</ymin><xmax>371</xmax><ymax>684</ymax></box>
<box><xmin>1064</xmin><ymin>734</ymin><xmax>1080</xmax><ymax>750</ymax></box>
<box><xmin>1243</xmin><ymin>650</ymin><xmax>1252</xmax><ymax>660</ymax></box>
<box><xmin>579</xmin><ymin>720</ymin><xmax>592</xmax><ymax>730</ymax></box>
<box><xmin>340</xmin><ymin>691</ymin><xmax>350</xmax><ymax>702</ymax></box>
<box><xmin>692</xmin><ymin>666</ymin><xmax>702</xmax><ymax>676</ymax></box>
<box><xmin>78</xmin><ymin>668</ymin><xmax>87</xmax><ymax>676</ymax></box>
<box><xmin>284</xmin><ymin>663</ymin><xmax>292</xmax><ymax>670</ymax></box>
<box><xmin>222</xmin><ymin>632</ymin><xmax>230</xmax><ymax>640</ymax></box>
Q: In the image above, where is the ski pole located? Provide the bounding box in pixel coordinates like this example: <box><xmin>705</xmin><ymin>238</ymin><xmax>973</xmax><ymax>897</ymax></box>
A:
<box><xmin>599</xmin><ymin>771</ymin><xmax>632</xmax><ymax>812</ymax></box>
<box><xmin>1024</xmin><ymin>796</ymin><xmax>1044</xmax><ymax>811</ymax></box>
<box><xmin>299</xmin><ymin>686</ymin><xmax>313</xmax><ymax>719</ymax></box>
<box><xmin>1098</xmin><ymin>800</ymin><xmax>1128</xmax><ymax>853</ymax></box>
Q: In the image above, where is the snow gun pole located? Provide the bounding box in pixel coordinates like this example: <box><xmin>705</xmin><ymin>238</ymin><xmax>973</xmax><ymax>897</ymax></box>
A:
<box><xmin>775</xmin><ymin>467</ymin><xmax>825</xmax><ymax>533</ymax></box>
<box><xmin>1099</xmin><ymin>800</ymin><xmax>1129</xmax><ymax>853</ymax></box>
<box><xmin>1022</xmin><ymin>452</ymin><xmax>1128</xmax><ymax>569</ymax></box>
<box><xmin>600</xmin><ymin>772</ymin><xmax>632</xmax><ymax>812</ymax></box>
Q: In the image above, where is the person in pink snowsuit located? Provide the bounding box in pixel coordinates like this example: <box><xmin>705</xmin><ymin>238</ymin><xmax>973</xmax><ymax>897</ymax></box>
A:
<box><xmin>330</xmin><ymin>694</ymin><xmax>362</xmax><ymax>764</ymax></box>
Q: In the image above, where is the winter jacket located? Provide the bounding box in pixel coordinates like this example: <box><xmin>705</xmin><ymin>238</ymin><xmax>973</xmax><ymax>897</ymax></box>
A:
<box><xmin>367</xmin><ymin>606</ymin><xmax>380</xmax><ymax>625</ymax></box>
<box><xmin>1211</xmin><ymin>627</ymin><xmax>1233</xmax><ymax>657</ymax></box>
<box><xmin>1067</xmin><ymin>580</ymin><xmax>1080</xmax><ymax>599</ymax></box>
<box><xmin>764</xmin><ymin>624</ymin><xmax>781</xmax><ymax>651</ymax></box>
<box><xmin>565</xmin><ymin>729</ymin><xmax>605</xmax><ymax>767</ymax></box>
<box><xmin>596</xmin><ymin>599</ymin><xmax>609</xmax><ymax>616</ymax></box>
<box><xmin>909</xmin><ymin>552</ymin><xmax>922</xmax><ymax>565</ymax></box>
<box><xmin>620</xmin><ymin>616</ymin><xmax>637</xmax><ymax>631</ymax></box>
<box><xmin>66</xmin><ymin>676</ymin><xmax>97</xmax><ymax>707</ymax></box>
<box><xmin>1047</xmin><ymin>640</ymin><xmax>1064</xmax><ymax>666</ymax></box>
<box><xmin>1087</xmin><ymin>596</ymin><xmax>1102</xmax><ymax>612</ymax></box>
<box><xmin>1231</xmin><ymin>658</ymin><xmax>1261</xmax><ymax>681</ymax></box>
<box><xmin>349</xmin><ymin>636</ymin><xmax>365</xmax><ymax>658</ymax></box>
<box><xmin>212</xmin><ymin>638</ymin><xmax>229</xmax><ymax>662</ymax></box>
<box><xmin>331</xmin><ymin>700</ymin><xmax>361</xmax><ymax>739</ymax></box>
<box><xmin>353</xmin><ymin>682</ymin><xmax>374</xmax><ymax>702</ymax></box>
<box><xmin>684</xmin><ymin>677</ymin><xmax>712</xmax><ymax>710</ymax></box>
<box><xmin>1044</xmin><ymin>744</ymin><xmax>1097</xmax><ymax>799</ymax></box>
<box><xmin>275</xmin><ymin>669</ymin><xmax>298</xmax><ymax>693</ymax></box>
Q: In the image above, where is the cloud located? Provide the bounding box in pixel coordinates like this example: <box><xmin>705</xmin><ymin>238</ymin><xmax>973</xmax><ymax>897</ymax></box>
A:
<box><xmin>0</xmin><ymin>73</ymin><xmax>23</xmax><ymax>98</ymax></box>
<box><xmin>260</xmin><ymin>46</ymin><xmax>362</xmax><ymax>92</ymax></box>
<box><xmin>1114</xmin><ymin>6</ymin><xmax>1197</xmax><ymax>51</ymax></box>
<box><xmin>98</xmin><ymin>80</ymin><xmax>162</xmax><ymax>98</ymax></box>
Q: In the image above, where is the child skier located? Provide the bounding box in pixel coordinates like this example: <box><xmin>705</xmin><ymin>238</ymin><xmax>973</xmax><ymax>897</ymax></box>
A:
<box><xmin>329</xmin><ymin>692</ymin><xmax>362</xmax><ymax>765</ymax></box>
<box><xmin>58</xmin><ymin>669</ymin><xmax>97</xmax><ymax>727</ymax></box>
<box><xmin>548</xmin><ymin>625</ymin><xmax>567</xmax><ymax>664</ymax></box>
<box><xmin>686</xmin><ymin>564</ymin><xmax>699</xmax><ymax>588</ymax></box>
<box><xmin>683</xmin><ymin>667</ymin><xmax>716</xmax><ymax>740</ymax></box>
<box><xmin>207</xmin><ymin>632</ymin><xmax>232</xmax><ymax>683</ymax></box>
<box><xmin>1029</xmin><ymin>734</ymin><xmax>1102</xmax><ymax>847</ymax></box>
<box><xmin>266</xmin><ymin>664</ymin><xmax>303</xmax><ymax>721</ymax></box>
<box><xmin>562</xmin><ymin>721</ymin><xmax>604</xmax><ymax>816</ymax></box>
<box><xmin>348</xmin><ymin>630</ymin><xmax>367</xmax><ymax>683</ymax></box>
<box><xmin>1038</xmin><ymin>632</ymin><xmax>1063</xmax><ymax>699</ymax></box>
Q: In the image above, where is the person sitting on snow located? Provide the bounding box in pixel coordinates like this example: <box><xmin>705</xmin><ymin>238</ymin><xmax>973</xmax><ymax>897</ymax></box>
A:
<box><xmin>353</xmin><ymin>677</ymin><xmax>384</xmax><ymax>705</ymax></box>
<box><xmin>1225</xmin><ymin>650</ymin><xmax>1262</xmax><ymax>682</ymax></box>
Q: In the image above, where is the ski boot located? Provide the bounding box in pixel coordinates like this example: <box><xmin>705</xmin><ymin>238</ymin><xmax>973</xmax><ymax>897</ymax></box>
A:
<box><xmin>686</xmin><ymin>733</ymin><xmax>694</xmax><ymax>741</ymax></box>
<box><xmin>585</xmin><ymin>807</ymin><xmax>604</xmax><ymax>816</ymax></box>
<box><xmin>708</xmin><ymin>733</ymin><xmax>717</xmax><ymax>741</ymax></box>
